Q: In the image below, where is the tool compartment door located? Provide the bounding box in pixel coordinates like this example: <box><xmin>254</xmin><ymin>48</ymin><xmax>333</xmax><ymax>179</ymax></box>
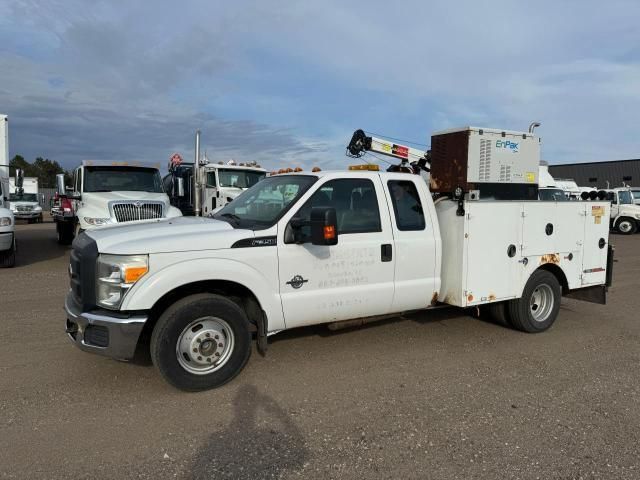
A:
<box><xmin>465</xmin><ymin>202</ymin><xmax>523</xmax><ymax>303</ymax></box>
<box><xmin>581</xmin><ymin>202</ymin><xmax>610</xmax><ymax>286</ymax></box>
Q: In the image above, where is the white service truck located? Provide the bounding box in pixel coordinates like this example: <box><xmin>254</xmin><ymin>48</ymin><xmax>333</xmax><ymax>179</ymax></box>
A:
<box><xmin>54</xmin><ymin>161</ymin><xmax>182</xmax><ymax>244</ymax></box>
<box><xmin>9</xmin><ymin>176</ymin><xmax>44</xmax><ymax>223</ymax></box>
<box><xmin>64</xmin><ymin>126</ymin><xmax>613</xmax><ymax>391</ymax></box>
<box><xmin>0</xmin><ymin>114</ymin><xmax>16</xmax><ymax>267</ymax></box>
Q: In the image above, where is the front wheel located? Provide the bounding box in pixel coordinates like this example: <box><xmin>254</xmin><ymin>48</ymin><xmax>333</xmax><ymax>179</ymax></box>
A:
<box><xmin>508</xmin><ymin>270</ymin><xmax>561</xmax><ymax>333</ymax></box>
<box><xmin>616</xmin><ymin>217</ymin><xmax>637</xmax><ymax>235</ymax></box>
<box><xmin>0</xmin><ymin>239</ymin><xmax>16</xmax><ymax>268</ymax></box>
<box><xmin>57</xmin><ymin>222</ymin><xmax>75</xmax><ymax>245</ymax></box>
<box><xmin>150</xmin><ymin>293</ymin><xmax>252</xmax><ymax>391</ymax></box>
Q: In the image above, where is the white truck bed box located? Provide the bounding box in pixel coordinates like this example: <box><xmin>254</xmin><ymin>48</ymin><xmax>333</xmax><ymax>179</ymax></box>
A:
<box><xmin>436</xmin><ymin>199</ymin><xmax>610</xmax><ymax>307</ymax></box>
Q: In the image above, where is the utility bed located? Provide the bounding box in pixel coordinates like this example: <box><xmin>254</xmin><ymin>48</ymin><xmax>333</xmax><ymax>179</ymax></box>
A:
<box><xmin>436</xmin><ymin>199</ymin><xmax>611</xmax><ymax>307</ymax></box>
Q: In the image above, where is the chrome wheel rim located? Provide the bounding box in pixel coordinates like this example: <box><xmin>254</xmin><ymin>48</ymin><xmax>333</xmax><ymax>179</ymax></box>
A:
<box><xmin>176</xmin><ymin>317</ymin><xmax>234</xmax><ymax>375</ymax></box>
<box><xmin>530</xmin><ymin>284</ymin><xmax>554</xmax><ymax>322</ymax></box>
<box><xmin>619</xmin><ymin>221</ymin><xmax>633</xmax><ymax>233</ymax></box>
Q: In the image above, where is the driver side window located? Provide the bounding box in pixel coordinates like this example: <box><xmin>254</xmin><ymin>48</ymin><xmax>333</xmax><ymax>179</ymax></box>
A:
<box><xmin>291</xmin><ymin>178</ymin><xmax>381</xmax><ymax>241</ymax></box>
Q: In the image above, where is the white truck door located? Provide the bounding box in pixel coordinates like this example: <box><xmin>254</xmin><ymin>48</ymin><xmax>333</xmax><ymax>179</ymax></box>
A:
<box><xmin>383</xmin><ymin>176</ymin><xmax>439</xmax><ymax>311</ymax></box>
<box><xmin>581</xmin><ymin>202</ymin><xmax>610</xmax><ymax>286</ymax></box>
<box><xmin>277</xmin><ymin>176</ymin><xmax>395</xmax><ymax>328</ymax></box>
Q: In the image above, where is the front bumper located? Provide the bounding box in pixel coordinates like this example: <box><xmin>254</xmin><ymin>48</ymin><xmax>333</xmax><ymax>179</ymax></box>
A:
<box><xmin>64</xmin><ymin>291</ymin><xmax>147</xmax><ymax>360</ymax></box>
<box><xmin>0</xmin><ymin>232</ymin><xmax>13</xmax><ymax>251</ymax></box>
<box><xmin>13</xmin><ymin>211</ymin><xmax>41</xmax><ymax>219</ymax></box>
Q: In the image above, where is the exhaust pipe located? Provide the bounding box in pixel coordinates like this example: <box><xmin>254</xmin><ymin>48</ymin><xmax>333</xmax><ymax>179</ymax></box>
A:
<box><xmin>528</xmin><ymin>122</ymin><xmax>541</xmax><ymax>134</ymax></box>
<box><xmin>194</xmin><ymin>129</ymin><xmax>201</xmax><ymax>216</ymax></box>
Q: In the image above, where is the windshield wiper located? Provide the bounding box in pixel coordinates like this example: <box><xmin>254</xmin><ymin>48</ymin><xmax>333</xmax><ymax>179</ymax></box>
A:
<box><xmin>219</xmin><ymin>213</ymin><xmax>242</xmax><ymax>225</ymax></box>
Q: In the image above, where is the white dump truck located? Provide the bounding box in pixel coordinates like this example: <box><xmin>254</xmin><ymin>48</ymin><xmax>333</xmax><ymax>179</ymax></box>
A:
<box><xmin>0</xmin><ymin>114</ymin><xmax>16</xmax><ymax>267</ymax></box>
<box><xmin>9</xmin><ymin>176</ymin><xmax>43</xmax><ymax>223</ymax></box>
<box><xmin>53</xmin><ymin>161</ymin><xmax>182</xmax><ymax>244</ymax></box>
<box><xmin>65</xmin><ymin>126</ymin><xmax>613</xmax><ymax>391</ymax></box>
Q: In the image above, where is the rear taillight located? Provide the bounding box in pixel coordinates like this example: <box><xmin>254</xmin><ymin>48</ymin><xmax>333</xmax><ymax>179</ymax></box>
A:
<box><xmin>61</xmin><ymin>198</ymin><xmax>73</xmax><ymax>213</ymax></box>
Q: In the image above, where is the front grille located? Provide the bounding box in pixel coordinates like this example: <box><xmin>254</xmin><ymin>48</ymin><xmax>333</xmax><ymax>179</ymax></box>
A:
<box><xmin>69</xmin><ymin>234</ymin><xmax>99</xmax><ymax>310</ymax></box>
<box><xmin>17</xmin><ymin>205</ymin><xmax>33</xmax><ymax>212</ymax></box>
<box><xmin>112</xmin><ymin>202</ymin><xmax>163</xmax><ymax>223</ymax></box>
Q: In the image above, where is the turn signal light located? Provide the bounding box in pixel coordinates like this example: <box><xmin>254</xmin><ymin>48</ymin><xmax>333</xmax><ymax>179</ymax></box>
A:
<box><xmin>323</xmin><ymin>225</ymin><xmax>336</xmax><ymax>240</ymax></box>
<box><xmin>124</xmin><ymin>266</ymin><xmax>148</xmax><ymax>284</ymax></box>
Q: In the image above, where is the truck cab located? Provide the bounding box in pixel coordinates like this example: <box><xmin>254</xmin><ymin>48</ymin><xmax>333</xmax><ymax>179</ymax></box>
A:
<box><xmin>54</xmin><ymin>162</ymin><xmax>182</xmax><ymax>244</ymax></box>
<box><xmin>164</xmin><ymin>162</ymin><xmax>267</xmax><ymax>216</ymax></box>
<box><xmin>606</xmin><ymin>187</ymin><xmax>640</xmax><ymax>234</ymax></box>
<box><xmin>8</xmin><ymin>177</ymin><xmax>43</xmax><ymax>223</ymax></box>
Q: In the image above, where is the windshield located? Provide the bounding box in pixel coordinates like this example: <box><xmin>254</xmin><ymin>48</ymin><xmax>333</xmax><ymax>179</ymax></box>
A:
<box><xmin>539</xmin><ymin>188</ymin><xmax>568</xmax><ymax>201</ymax></box>
<box><xmin>213</xmin><ymin>175</ymin><xmax>317</xmax><ymax>229</ymax></box>
<box><xmin>210</xmin><ymin>169</ymin><xmax>266</xmax><ymax>189</ymax></box>
<box><xmin>10</xmin><ymin>193</ymin><xmax>38</xmax><ymax>202</ymax></box>
<box><xmin>84</xmin><ymin>166</ymin><xmax>164</xmax><ymax>193</ymax></box>
<box><xmin>618</xmin><ymin>190</ymin><xmax>633</xmax><ymax>205</ymax></box>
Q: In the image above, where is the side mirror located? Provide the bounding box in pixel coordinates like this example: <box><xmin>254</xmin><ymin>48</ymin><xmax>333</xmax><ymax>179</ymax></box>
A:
<box><xmin>310</xmin><ymin>207</ymin><xmax>338</xmax><ymax>246</ymax></box>
<box><xmin>15</xmin><ymin>168</ymin><xmax>24</xmax><ymax>195</ymax></box>
<box><xmin>41</xmin><ymin>193</ymin><xmax>45</xmax><ymax>204</ymax></box>
<box><xmin>176</xmin><ymin>177</ymin><xmax>185</xmax><ymax>197</ymax></box>
<box><xmin>56</xmin><ymin>174</ymin><xmax>66</xmax><ymax>196</ymax></box>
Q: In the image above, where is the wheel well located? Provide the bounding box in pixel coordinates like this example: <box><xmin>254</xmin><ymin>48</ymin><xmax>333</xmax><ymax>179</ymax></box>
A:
<box><xmin>537</xmin><ymin>263</ymin><xmax>569</xmax><ymax>294</ymax></box>
<box><xmin>616</xmin><ymin>216</ymin><xmax>636</xmax><ymax>226</ymax></box>
<box><xmin>139</xmin><ymin>280</ymin><xmax>262</xmax><ymax>345</ymax></box>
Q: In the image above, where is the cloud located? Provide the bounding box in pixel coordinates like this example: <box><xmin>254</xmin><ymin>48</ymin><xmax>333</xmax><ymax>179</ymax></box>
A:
<box><xmin>2</xmin><ymin>0</ymin><xmax>640</xmax><ymax>173</ymax></box>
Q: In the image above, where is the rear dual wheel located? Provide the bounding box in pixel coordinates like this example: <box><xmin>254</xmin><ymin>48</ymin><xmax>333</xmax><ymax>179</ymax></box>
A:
<box><xmin>485</xmin><ymin>270</ymin><xmax>561</xmax><ymax>333</ymax></box>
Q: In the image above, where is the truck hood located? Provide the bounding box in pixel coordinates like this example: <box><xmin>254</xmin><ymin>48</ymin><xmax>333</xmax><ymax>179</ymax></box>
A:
<box><xmin>10</xmin><ymin>201</ymin><xmax>40</xmax><ymax>208</ymax></box>
<box><xmin>86</xmin><ymin>216</ymin><xmax>253</xmax><ymax>255</ymax></box>
<box><xmin>618</xmin><ymin>204</ymin><xmax>640</xmax><ymax>215</ymax></box>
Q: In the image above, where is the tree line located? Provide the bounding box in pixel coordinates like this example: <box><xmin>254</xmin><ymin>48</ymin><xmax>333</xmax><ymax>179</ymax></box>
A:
<box><xmin>9</xmin><ymin>155</ymin><xmax>72</xmax><ymax>189</ymax></box>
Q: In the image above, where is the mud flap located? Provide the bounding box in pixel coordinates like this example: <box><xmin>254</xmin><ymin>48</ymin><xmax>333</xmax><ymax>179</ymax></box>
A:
<box><xmin>565</xmin><ymin>285</ymin><xmax>606</xmax><ymax>305</ymax></box>
<box><xmin>256</xmin><ymin>311</ymin><xmax>268</xmax><ymax>356</ymax></box>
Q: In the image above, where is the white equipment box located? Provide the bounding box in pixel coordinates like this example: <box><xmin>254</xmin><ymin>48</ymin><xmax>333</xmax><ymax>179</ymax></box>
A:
<box><xmin>430</xmin><ymin>127</ymin><xmax>541</xmax><ymax>200</ymax></box>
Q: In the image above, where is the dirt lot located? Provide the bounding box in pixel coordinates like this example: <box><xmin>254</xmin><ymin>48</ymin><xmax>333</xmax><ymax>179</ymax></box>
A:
<box><xmin>1</xmin><ymin>221</ymin><xmax>639</xmax><ymax>479</ymax></box>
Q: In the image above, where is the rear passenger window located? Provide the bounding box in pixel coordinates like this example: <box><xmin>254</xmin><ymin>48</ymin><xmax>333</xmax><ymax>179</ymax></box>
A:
<box><xmin>388</xmin><ymin>180</ymin><xmax>425</xmax><ymax>231</ymax></box>
<box><xmin>294</xmin><ymin>178</ymin><xmax>381</xmax><ymax>235</ymax></box>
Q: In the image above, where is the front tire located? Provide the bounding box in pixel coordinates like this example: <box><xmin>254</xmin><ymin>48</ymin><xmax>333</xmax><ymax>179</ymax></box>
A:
<box><xmin>616</xmin><ymin>217</ymin><xmax>637</xmax><ymax>235</ymax></box>
<box><xmin>508</xmin><ymin>270</ymin><xmax>561</xmax><ymax>333</ymax></box>
<box><xmin>150</xmin><ymin>293</ymin><xmax>252</xmax><ymax>391</ymax></box>
<box><xmin>57</xmin><ymin>222</ymin><xmax>74</xmax><ymax>245</ymax></box>
<box><xmin>0</xmin><ymin>239</ymin><xmax>16</xmax><ymax>268</ymax></box>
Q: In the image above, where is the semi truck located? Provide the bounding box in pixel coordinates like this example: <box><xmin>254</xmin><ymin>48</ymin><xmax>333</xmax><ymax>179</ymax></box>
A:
<box><xmin>9</xmin><ymin>176</ymin><xmax>44</xmax><ymax>223</ymax></box>
<box><xmin>52</xmin><ymin>161</ymin><xmax>182</xmax><ymax>244</ymax></box>
<box><xmin>164</xmin><ymin>131</ymin><xmax>267</xmax><ymax>216</ymax></box>
<box><xmin>0</xmin><ymin>114</ymin><xmax>16</xmax><ymax>267</ymax></box>
<box><xmin>64</xmin><ymin>125</ymin><xmax>613</xmax><ymax>391</ymax></box>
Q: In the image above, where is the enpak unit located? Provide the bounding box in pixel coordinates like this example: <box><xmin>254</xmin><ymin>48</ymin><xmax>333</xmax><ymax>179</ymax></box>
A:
<box><xmin>429</xmin><ymin>127</ymin><xmax>541</xmax><ymax>200</ymax></box>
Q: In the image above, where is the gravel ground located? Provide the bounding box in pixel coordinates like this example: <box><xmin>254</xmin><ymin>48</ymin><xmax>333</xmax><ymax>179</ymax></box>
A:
<box><xmin>0</xmin><ymin>221</ymin><xmax>638</xmax><ymax>479</ymax></box>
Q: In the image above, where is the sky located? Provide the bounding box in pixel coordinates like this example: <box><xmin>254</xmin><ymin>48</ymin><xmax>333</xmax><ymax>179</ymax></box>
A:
<box><xmin>1</xmin><ymin>0</ymin><xmax>640</xmax><ymax>172</ymax></box>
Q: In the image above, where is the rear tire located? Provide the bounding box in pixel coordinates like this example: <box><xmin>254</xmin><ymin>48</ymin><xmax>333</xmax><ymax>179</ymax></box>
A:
<box><xmin>0</xmin><ymin>239</ymin><xmax>16</xmax><ymax>268</ymax></box>
<box><xmin>508</xmin><ymin>270</ymin><xmax>561</xmax><ymax>333</ymax></box>
<box><xmin>616</xmin><ymin>217</ymin><xmax>637</xmax><ymax>235</ymax></box>
<box><xmin>150</xmin><ymin>293</ymin><xmax>252</xmax><ymax>391</ymax></box>
<box><xmin>485</xmin><ymin>301</ymin><xmax>512</xmax><ymax>327</ymax></box>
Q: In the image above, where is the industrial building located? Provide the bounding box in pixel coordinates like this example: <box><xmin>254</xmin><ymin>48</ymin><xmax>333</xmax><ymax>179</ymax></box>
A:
<box><xmin>549</xmin><ymin>159</ymin><xmax>640</xmax><ymax>189</ymax></box>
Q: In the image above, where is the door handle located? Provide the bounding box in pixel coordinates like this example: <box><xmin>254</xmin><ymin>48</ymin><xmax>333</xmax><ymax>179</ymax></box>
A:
<box><xmin>381</xmin><ymin>244</ymin><xmax>392</xmax><ymax>262</ymax></box>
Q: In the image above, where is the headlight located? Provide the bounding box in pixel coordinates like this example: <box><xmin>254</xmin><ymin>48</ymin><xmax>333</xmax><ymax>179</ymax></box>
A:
<box><xmin>96</xmin><ymin>254</ymin><xmax>148</xmax><ymax>310</ymax></box>
<box><xmin>84</xmin><ymin>217</ymin><xmax>111</xmax><ymax>226</ymax></box>
<box><xmin>33</xmin><ymin>205</ymin><xmax>42</xmax><ymax>211</ymax></box>
<box><xmin>0</xmin><ymin>217</ymin><xmax>12</xmax><ymax>227</ymax></box>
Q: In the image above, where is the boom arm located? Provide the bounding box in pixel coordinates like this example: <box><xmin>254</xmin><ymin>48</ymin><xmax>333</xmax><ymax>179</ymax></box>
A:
<box><xmin>346</xmin><ymin>129</ymin><xmax>430</xmax><ymax>172</ymax></box>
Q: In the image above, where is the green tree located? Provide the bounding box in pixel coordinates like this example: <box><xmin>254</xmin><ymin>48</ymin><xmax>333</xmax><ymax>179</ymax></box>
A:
<box><xmin>9</xmin><ymin>155</ymin><xmax>71</xmax><ymax>188</ymax></box>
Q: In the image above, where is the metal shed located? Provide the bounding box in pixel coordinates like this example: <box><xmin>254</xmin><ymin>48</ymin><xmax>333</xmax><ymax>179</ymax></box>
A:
<box><xmin>549</xmin><ymin>159</ymin><xmax>640</xmax><ymax>189</ymax></box>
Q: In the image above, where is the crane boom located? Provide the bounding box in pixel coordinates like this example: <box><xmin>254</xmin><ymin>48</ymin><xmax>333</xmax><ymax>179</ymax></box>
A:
<box><xmin>346</xmin><ymin>129</ymin><xmax>430</xmax><ymax>173</ymax></box>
